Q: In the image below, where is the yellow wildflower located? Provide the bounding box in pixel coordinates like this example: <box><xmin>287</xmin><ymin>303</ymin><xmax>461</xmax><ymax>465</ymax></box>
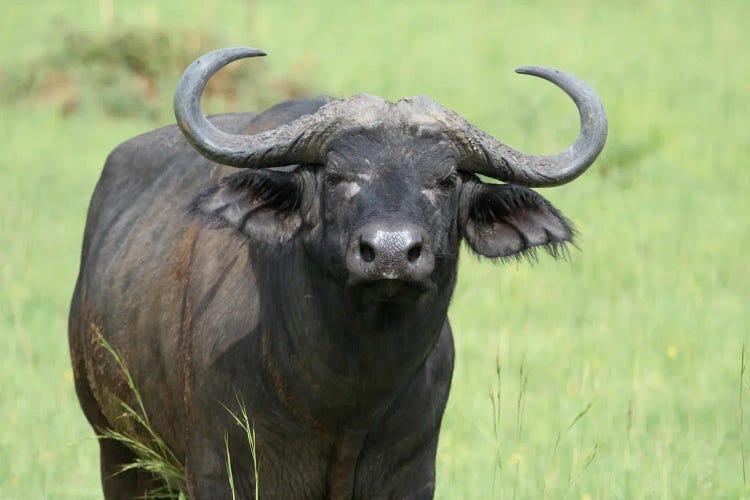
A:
<box><xmin>666</xmin><ymin>344</ymin><xmax>678</xmax><ymax>359</ymax></box>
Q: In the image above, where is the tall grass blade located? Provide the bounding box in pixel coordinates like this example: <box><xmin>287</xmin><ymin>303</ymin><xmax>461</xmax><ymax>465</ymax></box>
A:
<box><xmin>561</xmin><ymin>441</ymin><xmax>598</xmax><ymax>499</ymax></box>
<box><xmin>490</xmin><ymin>353</ymin><xmax>503</xmax><ymax>495</ymax></box>
<box><xmin>222</xmin><ymin>393</ymin><xmax>260</xmax><ymax>499</ymax></box>
<box><xmin>225</xmin><ymin>434</ymin><xmax>237</xmax><ymax>500</ymax></box>
<box><xmin>512</xmin><ymin>355</ymin><xmax>527</xmax><ymax>500</ymax></box>
<box><xmin>741</xmin><ymin>342</ymin><xmax>747</xmax><ymax>488</ymax></box>
<box><xmin>565</xmin><ymin>400</ymin><xmax>593</xmax><ymax>432</ymax></box>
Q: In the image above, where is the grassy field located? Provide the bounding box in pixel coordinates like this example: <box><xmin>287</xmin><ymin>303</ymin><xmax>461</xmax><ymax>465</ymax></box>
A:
<box><xmin>1</xmin><ymin>0</ymin><xmax>748</xmax><ymax>497</ymax></box>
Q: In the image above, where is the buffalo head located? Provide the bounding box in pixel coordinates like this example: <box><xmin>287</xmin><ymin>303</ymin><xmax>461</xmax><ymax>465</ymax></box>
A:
<box><xmin>176</xmin><ymin>48</ymin><xmax>607</xmax><ymax>303</ymax></box>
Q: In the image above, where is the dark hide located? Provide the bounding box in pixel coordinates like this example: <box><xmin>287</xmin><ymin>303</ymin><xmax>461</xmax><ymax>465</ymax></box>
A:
<box><xmin>69</xmin><ymin>98</ymin><xmax>573</xmax><ymax>499</ymax></box>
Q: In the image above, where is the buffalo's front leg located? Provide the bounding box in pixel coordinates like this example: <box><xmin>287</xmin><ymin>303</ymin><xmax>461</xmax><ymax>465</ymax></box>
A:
<box><xmin>99</xmin><ymin>438</ymin><xmax>162</xmax><ymax>499</ymax></box>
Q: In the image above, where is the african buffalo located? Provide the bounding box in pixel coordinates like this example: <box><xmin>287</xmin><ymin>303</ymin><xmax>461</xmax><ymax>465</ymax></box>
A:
<box><xmin>69</xmin><ymin>47</ymin><xmax>606</xmax><ymax>499</ymax></box>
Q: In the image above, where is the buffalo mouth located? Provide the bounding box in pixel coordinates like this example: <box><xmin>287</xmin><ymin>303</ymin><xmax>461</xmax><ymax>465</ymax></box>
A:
<box><xmin>350</xmin><ymin>278</ymin><xmax>433</xmax><ymax>304</ymax></box>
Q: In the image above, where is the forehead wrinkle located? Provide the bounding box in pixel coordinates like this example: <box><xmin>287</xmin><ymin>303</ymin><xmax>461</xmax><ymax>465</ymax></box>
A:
<box><xmin>371</xmin><ymin>143</ymin><xmax>456</xmax><ymax>178</ymax></box>
<box><xmin>328</xmin><ymin>125</ymin><xmax>454</xmax><ymax>168</ymax></box>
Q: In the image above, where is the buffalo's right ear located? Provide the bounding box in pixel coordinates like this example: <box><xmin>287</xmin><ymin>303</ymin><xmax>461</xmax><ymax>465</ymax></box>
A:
<box><xmin>459</xmin><ymin>177</ymin><xmax>575</xmax><ymax>260</ymax></box>
<box><xmin>193</xmin><ymin>169</ymin><xmax>303</xmax><ymax>244</ymax></box>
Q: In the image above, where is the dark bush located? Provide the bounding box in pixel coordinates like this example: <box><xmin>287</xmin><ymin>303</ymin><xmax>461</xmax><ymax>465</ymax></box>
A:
<box><xmin>1</xmin><ymin>24</ymin><xmax>310</xmax><ymax>121</ymax></box>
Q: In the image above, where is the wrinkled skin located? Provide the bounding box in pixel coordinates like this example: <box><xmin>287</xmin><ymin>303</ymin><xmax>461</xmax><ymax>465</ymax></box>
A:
<box><xmin>69</xmin><ymin>98</ymin><xmax>574</xmax><ymax>499</ymax></box>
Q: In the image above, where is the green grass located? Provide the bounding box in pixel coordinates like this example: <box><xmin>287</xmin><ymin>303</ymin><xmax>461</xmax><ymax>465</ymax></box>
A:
<box><xmin>1</xmin><ymin>1</ymin><xmax>748</xmax><ymax>497</ymax></box>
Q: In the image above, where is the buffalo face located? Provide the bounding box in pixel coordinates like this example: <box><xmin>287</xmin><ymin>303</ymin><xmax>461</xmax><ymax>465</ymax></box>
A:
<box><xmin>194</xmin><ymin>125</ymin><xmax>575</xmax><ymax>303</ymax></box>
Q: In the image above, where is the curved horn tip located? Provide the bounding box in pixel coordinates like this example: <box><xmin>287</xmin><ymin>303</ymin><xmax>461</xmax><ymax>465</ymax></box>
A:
<box><xmin>199</xmin><ymin>47</ymin><xmax>267</xmax><ymax>61</ymax></box>
<box><xmin>185</xmin><ymin>47</ymin><xmax>267</xmax><ymax>70</ymax></box>
<box><xmin>459</xmin><ymin>65</ymin><xmax>607</xmax><ymax>187</ymax></box>
<box><xmin>515</xmin><ymin>66</ymin><xmax>561</xmax><ymax>77</ymax></box>
<box><xmin>174</xmin><ymin>46</ymin><xmax>270</xmax><ymax>167</ymax></box>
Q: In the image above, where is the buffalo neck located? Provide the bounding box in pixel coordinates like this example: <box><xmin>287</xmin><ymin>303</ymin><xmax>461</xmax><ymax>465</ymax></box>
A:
<box><xmin>250</xmin><ymin>241</ymin><xmax>456</xmax><ymax>428</ymax></box>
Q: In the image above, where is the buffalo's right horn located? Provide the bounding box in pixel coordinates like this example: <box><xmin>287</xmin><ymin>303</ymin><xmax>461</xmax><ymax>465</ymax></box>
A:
<box><xmin>174</xmin><ymin>47</ymin><xmax>328</xmax><ymax>168</ymax></box>
<box><xmin>175</xmin><ymin>47</ymin><xmax>395</xmax><ymax>169</ymax></box>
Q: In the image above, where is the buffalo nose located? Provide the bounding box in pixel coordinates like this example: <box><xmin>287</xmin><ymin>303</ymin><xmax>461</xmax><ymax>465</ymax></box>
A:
<box><xmin>347</xmin><ymin>222</ymin><xmax>435</xmax><ymax>283</ymax></box>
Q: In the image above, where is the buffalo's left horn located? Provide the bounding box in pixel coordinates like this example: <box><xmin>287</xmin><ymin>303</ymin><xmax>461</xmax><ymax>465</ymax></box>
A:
<box><xmin>448</xmin><ymin>67</ymin><xmax>608</xmax><ymax>187</ymax></box>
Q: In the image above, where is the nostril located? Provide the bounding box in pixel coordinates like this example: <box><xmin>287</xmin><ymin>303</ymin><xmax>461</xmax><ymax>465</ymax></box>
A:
<box><xmin>407</xmin><ymin>243</ymin><xmax>422</xmax><ymax>263</ymax></box>
<box><xmin>360</xmin><ymin>241</ymin><xmax>376</xmax><ymax>263</ymax></box>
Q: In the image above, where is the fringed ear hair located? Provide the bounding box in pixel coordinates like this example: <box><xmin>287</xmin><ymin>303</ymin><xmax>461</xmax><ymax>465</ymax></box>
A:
<box><xmin>460</xmin><ymin>181</ymin><xmax>575</xmax><ymax>261</ymax></box>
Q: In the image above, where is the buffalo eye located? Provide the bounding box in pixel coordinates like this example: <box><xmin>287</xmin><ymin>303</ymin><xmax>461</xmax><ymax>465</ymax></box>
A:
<box><xmin>437</xmin><ymin>173</ymin><xmax>457</xmax><ymax>190</ymax></box>
<box><xmin>325</xmin><ymin>172</ymin><xmax>344</xmax><ymax>188</ymax></box>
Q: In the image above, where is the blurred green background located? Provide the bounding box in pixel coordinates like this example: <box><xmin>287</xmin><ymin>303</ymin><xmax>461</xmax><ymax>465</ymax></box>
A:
<box><xmin>1</xmin><ymin>0</ymin><xmax>748</xmax><ymax>497</ymax></box>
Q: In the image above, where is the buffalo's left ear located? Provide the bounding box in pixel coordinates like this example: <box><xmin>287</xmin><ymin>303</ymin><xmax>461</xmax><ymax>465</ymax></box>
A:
<box><xmin>460</xmin><ymin>179</ymin><xmax>574</xmax><ymax>259</ymax></box>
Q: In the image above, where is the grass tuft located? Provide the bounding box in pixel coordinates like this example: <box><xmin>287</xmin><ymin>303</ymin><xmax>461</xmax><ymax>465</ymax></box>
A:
<box><xmin>92</xmin><ymin>326</ymin><xmax>187</xmax><ymax>498</ymax></box>
<box><xmin>91</xmin><ymin>329</ymin><xmax>261</xmax><ymax>499</ymax></box>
